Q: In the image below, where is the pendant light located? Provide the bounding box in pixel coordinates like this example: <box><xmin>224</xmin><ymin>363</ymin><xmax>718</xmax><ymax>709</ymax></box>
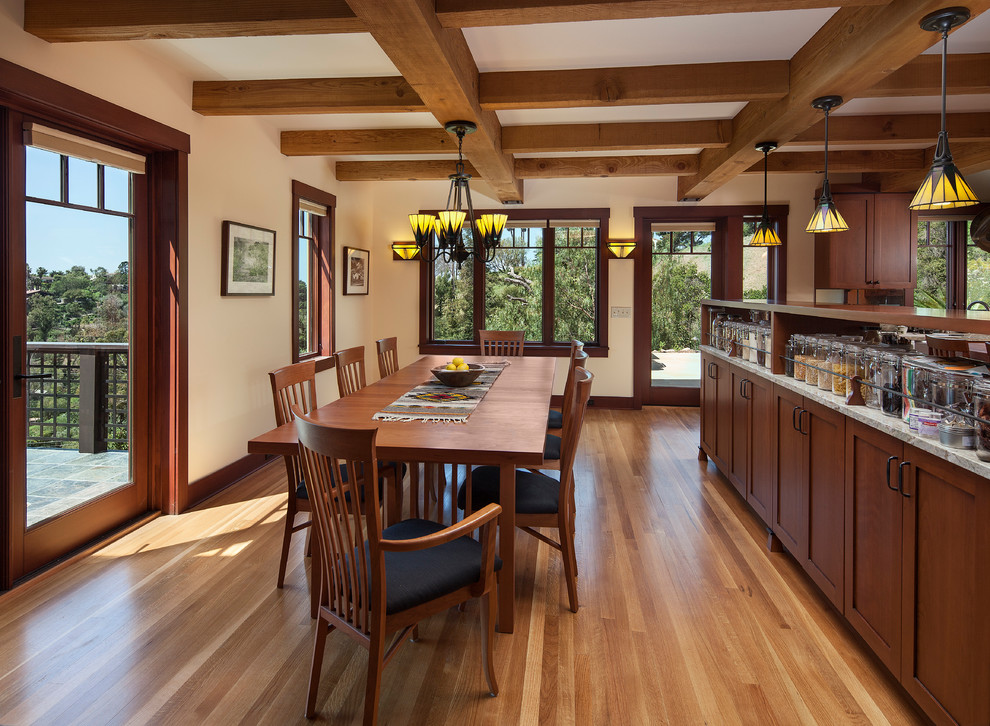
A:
<box><xmin>806</xmin><ymin>95</ymin><xmax>849</xmax><ymax>233</ymax></box>
<box><xmin>408</xmin><ymin>121</ymin><xmax>508</xmax><ymax>266</ymax></box>
<box><xmin>910</xmin><ymin>7</ymin><xmax>980</xmax><ymax>209</ymax></box>
<box><xmin>751</xmin><ymin>141</ymin><xmax>781</xmax><ymax>246</ymax></box>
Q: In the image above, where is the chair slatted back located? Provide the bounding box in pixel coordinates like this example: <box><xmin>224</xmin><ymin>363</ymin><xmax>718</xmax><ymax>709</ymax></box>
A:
<box><xmin>269</xmin><ymin>361</ymin><xmax>318</xmax><ymax>487</ymax></box>
<box><xmin>558</xmin><ymin>368</ymin><xmax>593</xmax><ymax>507</ymax></box>
<box><xmin>293</xmin><ymin>410</ymin><xmax>385</xmax><ymax>635</ymax></box>
<box><xmin>479</xmin><ymin>330</ymin><xmax>525</xmax><ymax>357</ymax></box>
<box><xmin>376</xmin><ymin>337</ymin><xmax>399</xmax><ymax>379</ymax></box>
<box><xmin>334</xmin><ymin>345</ymin><xmax>367</xmax><ymax>398</ymax></box>
<box><xmin>925</xmin><ymin>334</ymin><xmax>981</xmax><ymax>360</ymax></box>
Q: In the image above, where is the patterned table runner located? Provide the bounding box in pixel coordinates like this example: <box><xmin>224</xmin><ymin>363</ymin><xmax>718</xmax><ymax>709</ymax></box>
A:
<box><xmin>372</xmin><ymin>363</ymin><xmax>508</xmax><ymax>423</ymax></box>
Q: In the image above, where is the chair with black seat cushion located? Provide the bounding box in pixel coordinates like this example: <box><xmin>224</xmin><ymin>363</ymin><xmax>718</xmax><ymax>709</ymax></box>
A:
<box><xmin>479</xmin><ymin>330</ymin><xmax>525</xmax><ymax>357</ymax></box>
<box><xmin>458</xmin><ymin>367</ymin><xmax>593</xmax><ymax>613</ymax></box>
<box><xmin>376</xmin><ymin>337</ymin><xmax>400</xmax><ymax>379</ymax></box>
<box><xmin>540</xmin><ymin>349</ymin><xmax>588</xmax><ymax>472</ymax></box>
<box><xmin>548</xmin><ymin>342</ymin><xmax>586</xmax><ymax>431</ymax></box>
<box><xmin>269</xmin><ymin>360</ymin><xmax>319</xmax><ymax>614</ymax></box>
<box><xmin>293</xmin><ymin>410</ymin><xmax>502</xmax><ymax>724</ymax></box>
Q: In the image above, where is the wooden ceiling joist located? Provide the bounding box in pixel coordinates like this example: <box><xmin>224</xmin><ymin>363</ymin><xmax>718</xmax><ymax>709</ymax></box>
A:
<box><xmin>502</xmin><ymin>120</ymin><xmax>730</xmax><ymax>152</ymax></box>
<box><xmin>860</xmin><ymin>53</ymin><xmax>990</xmax><ymax>97</ymax></box>
<box><xmin>336</xmin><ymin>160</ymin><xmax>479</xmax><ymax>182</ymax></box>
<box><xmin>676</xmin><ymin>1</ymin><xmax>990</xmax><ymax>201</ymax></box>
<box><xmin>345</xmin><ymin>0</ymin><xmax>522</xmax><ymax>202</ymax></box>
<box><xmin>863</xmin><ymin>142</ymin><xmax>990</xmax><ymax>192</ymax></box>
<box><xmin>23</xmin><ymin>0</ymin><xmax>363</xmax><ymax>42</ymax></box>
<box><xmin>193</xmin><ymin>77</ymin><xmax>424</xmax><ymax>116</ymax></box>
<box><xmin>435</xmin><ymin>0</ymin><xmax>888</xmax><ymax>28</ymax></box>
<box><xmin>281</xmin><ymin>128</ymin><xmax>454</xmax><ymax>155</ymax></box>
<box><xmin>480</xmin><ymin>60</ymin><xmax>789</xmax><ymax>109</ymax></box>
<box><xmin>514</xmin><ymin>154</ymin><xmax>698</xmax><ymax>178</ymax></box>
<box><xmin>746</xmin><ymin>149</ymin><xmax>927</xmax><ymax>173</ymax></box>
<box><xmin>790</xmin><ymin>112</ymin><xmax>990</xmax><ymax>145</ymax></box>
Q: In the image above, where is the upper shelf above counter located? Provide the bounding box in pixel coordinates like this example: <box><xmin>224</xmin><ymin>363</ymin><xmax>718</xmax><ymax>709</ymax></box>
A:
<box><xmin>702</xmin><ymin>299</ymin><xmax>990</xmax><ymax>335</ymax></box>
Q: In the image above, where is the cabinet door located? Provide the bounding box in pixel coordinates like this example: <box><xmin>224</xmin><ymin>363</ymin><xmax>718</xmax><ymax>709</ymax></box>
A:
<box><xmin>803</xmin><ymin>398</ymin><xmax>845</xmax><ymax>609</ymax></box>
<box><xmin>900</xmin><ymin>448</ymin><xmax>990</xmax><ymax>726</ymax></box>
<box><xmin>872</xmin><ymin>193</ymin><xmax>916</xmax><ymax>288</ymax></box>
<box><xmin>815</xmin><ymin>194</ymin><xmax>870</xmax><ymax>288</ymax></box>
<box><xmin>773</xmin><ymin>385</ymin><xmax>806</xmax><ymax>557</ymax></box>
<box><xmin>746</xmin><ymin>375</ymin><xmax>774</xmax><ymax>525</ymax></box>
<box><xmin>844</xmin><ymin>420</ymin><xmax>903</xmax><ymax>674</ymax></box>
<box><xmin>700</xmin><ymin>352</ymin><xmax>718</xmax><ymax>460</ymax></box>
<box><xmin>714</xmin><ymin>357</ymin><xmax>733</xmax><ymax>470</ymax></box>
<box><xmin>728</xmin><ymin>367</ymin><xmax>749</xmax><ymax>498</ymax></box>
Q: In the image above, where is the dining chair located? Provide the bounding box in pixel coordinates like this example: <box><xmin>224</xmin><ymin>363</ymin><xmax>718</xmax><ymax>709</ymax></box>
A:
<box><xmin>548</xmin><ymin>341</ymin><xmax>585</xmax><ymax>431</ymax></box>
<box><xmin>376</xmin><ymin>337</ymin><xmax>399</xmax><ymax>379</ymax></box>
<box><xmin>268</xmin><ymin>360</ymin><xmax>320</xmax><ymax>617</ymax></box>
<box><xmin>457</xmin><ymin>367</ymin><xmax>593</xmax><ymax>613</ymax></box>
<box><xmin>541</xmin><ymin>349</ymin><xmax>589</xmax><ymax>471</ymax></box>
<box><xmin>334</xmin><ymin>345</ymin><xmax>368</xmax><ymax>397</ymax></box>
<box><xmin>925</xmin><ymin>334</ymin><xmax>979</xmax><ymax>359</ymax></box>
<box><xmin>293</xmin><ymin>410</ymin><xmax>502</xmax><ymax>724</ymax></box>
<box><xmin>478</xmin><ymin>330</ymin><xmax>525</xmax><ymax>357</ymax></box>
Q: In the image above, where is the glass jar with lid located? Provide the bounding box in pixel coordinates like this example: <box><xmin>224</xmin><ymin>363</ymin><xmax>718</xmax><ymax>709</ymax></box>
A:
<box><xmin>756</xmin><ymin>322</ymin><xmax>770</xmax><ymax>368</ymax></box>
<box><xmin>861</xmin><ymin>347</ymin><xmax>882</xmax><ymax>409</ymax></box>
<box><xmin>747</xmin><ymin>323</ymin><xmax>759</xmax><ymax>363</ymax></box>
<box><xmin>901</xmin><ymin>355</ymin><xmax>937</xmax><ymax>423</ymax></box>
<box><xmin>817</xmin><ymin>339</ymin><xmax>834</xmax><ymax>391</ymax></box>
<box><xmin>804</xmin><ymin>336</ymin><xmax>820</xmax><ymax>386</ymax></box>
<box><xmin>843</xmin><ymin>344</ymin><xmax>865</xmax><ymax>400</ymax></box>
<box><xmin>831</xmin><ymin>342</ymin><xmax>851</xmax><ymax>396</ymax></box>
<box><xmin>879</xmin><ymin>351</ymin><xmax>906</xmax><ymax>417</ymax></box>
<box><xmin>973</xmin><ymin>379</ymin><xmax>990</xmax><ymax>462</ymax></box>
<box><xmin>792</xmin><ymin>334</ymin><xmax>806</xmax><ymax>380</ymax></box>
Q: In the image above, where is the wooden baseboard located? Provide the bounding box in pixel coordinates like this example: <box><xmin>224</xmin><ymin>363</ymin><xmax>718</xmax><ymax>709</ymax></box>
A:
<box><xmin>185</xmin><ymin>453</ymin><xmax>271</xmax><ymax>511</ymax></box>
<box><xmin>549</xmin><ymin>394</ymin><xmax>636</xmax><ymax>409</ymax></box>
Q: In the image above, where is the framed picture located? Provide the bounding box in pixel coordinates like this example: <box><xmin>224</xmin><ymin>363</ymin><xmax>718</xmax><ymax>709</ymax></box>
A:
<box><xmin>221</xmin><ymin>221</ymin><xmax>276</xmax><ymax>296</ymax></box>
<box><xmin>343</xmin><ymin>246</ymin><xmax>370</xmax><ymax>295</ymax></box>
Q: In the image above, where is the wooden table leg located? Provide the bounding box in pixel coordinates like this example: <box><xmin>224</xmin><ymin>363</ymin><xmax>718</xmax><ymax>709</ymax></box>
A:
<box><xmin>496</xmin><ymin>462</ymin><xmax>515</xmax><ymax>633</ymax></box>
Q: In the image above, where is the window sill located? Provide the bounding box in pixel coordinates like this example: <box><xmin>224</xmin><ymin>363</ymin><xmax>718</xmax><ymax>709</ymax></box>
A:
<box><xmin>295</xmin><ymin>354</ymin><xmax>335</xmax><ymax>372</ymax></box>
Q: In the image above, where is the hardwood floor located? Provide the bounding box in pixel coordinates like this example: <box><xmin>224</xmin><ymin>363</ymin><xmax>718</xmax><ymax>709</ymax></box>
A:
<box><xmin>0</xmin><ymin>408</ymin><xmax>927</xmax><ymax>725</ymax></box>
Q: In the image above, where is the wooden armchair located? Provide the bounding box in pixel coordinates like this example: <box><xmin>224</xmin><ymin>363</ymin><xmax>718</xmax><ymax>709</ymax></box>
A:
<box><xmin>478</xmin><ymin>330</ymin><xmax>525</xmax><ymax>357</ymax></box>
<box><xmin>458</xmin><ymin>368</ymin><xmax>593</xmax><ymax>613</ymax></box>
<box><xmin>376</xmin><ymin>337</ymin><xmax>399</xmax><ymax>379</ymax></box>
<box><xmin>293</xmin><ymin>411</ymin><xmax>502</xmax><ymax>724</ymax></box>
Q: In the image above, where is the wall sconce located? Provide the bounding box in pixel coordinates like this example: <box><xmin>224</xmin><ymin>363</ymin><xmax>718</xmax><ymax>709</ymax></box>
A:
<box><xmin>606</xmin><ymin>239</ymin><xmax>636</xmax><ymax>259</ymax></box>
<box><xmin>391</xmin><ymin>242</ymin><xmax>421</xmax><ymax>260</ymax></box>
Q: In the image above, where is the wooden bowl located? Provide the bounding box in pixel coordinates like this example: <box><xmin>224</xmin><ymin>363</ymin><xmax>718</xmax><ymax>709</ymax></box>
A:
<box><xmin>431</xmin><ymin>362</ymin><xmax>485</xmax><ymax>387</ymax></box>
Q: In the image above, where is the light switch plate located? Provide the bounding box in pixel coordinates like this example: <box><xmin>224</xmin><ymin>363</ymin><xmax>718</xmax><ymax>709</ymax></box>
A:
<box><xmin>611</xmin><ymin>306</ymin><xmax>631</xmax><ymax>319</ymax></box>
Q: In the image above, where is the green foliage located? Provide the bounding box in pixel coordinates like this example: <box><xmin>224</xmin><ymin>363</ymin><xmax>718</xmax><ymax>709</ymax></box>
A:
<box><xmin>651</xmin><ymin>256</ymin><xmax>711</xmax><ymax>351</ymax></box>
<box><xmin>968</xmin><ymin>244</ymin><xmax>990</xmax><ymax>306</ymax></box>
<box><xmin>914</xmin><ymin>222</ymin><xmax>948</xmax><ymax>309</ymax></box>
<box><xmin>297</xmin><ymin>280</ymin><xmax>310</xmax><ymax>355</ymax></box>
<box><xmin>26</xmin><ymin>262</ymin><xmax>129</xmax><ymax>342</ymax></box>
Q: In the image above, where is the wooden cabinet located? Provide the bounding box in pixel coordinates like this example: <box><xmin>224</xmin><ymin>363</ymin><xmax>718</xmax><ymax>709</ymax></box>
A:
<box><xmin>728</xmin><ymin>368</ymin><xmax>773</xmax><ymax>522</ymax></box>
<box><xmin>846</xmin><ymin>421</ymin><xmax>990</xmax><ymax>726</ymax></box>
<box><xmin>700</xmin><ymin>351</ymin><xmax>732</xmax><ymax>472</ymax></box>
<box><xmin>815</xmin><ymin>192</ymin><xmax>916</xmax><ymax>289</ymax></box>
<box><xmin>772</xmin><ymin>385</ymin><xmax>845</xmax><ymax>608</ymax></box>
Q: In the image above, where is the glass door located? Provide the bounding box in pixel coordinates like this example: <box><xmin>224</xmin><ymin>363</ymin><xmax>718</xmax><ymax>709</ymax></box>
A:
<box><xmin>645</xmin><ymin>223</ymin><xmax>713</xmax><ymax>405</ymax></box>
<box><xmin>8</xmin><ymin>121</ymin><xmax>149</xmax><ymax>579</ymax></box>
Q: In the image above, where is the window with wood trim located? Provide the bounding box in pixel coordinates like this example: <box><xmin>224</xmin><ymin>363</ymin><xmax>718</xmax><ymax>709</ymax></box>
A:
<box><xmin>291</xmin><ymin>181</ymin><xmax>335</xmax><ymax>362</ymax></box>
<box><xmin>422</xmin><ymin>209</ymin><xmax>608</xmax><ymax>354</ymax></box>
<box><xmin>913</xmin><ymin>210</ymin><xmax>987</xmax><ymax>311</ymax></box>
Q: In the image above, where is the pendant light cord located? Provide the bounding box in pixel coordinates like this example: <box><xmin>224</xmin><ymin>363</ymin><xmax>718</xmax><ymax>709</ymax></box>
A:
<box><xmin>822</xmin><ymin>105</ymin><xmax>830</xmax><ymax>181</ymax></box>
<box><xmin>940</xmin><ymin>26</ymin><xmax>948</xmax><ymax>137</ymax></box>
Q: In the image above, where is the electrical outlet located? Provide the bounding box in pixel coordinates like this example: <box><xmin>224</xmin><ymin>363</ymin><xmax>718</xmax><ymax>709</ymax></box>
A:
<box><xmin>611</xmin><ymin>306</ymin><xmax>631</xmax><ymax>319</ymax></box>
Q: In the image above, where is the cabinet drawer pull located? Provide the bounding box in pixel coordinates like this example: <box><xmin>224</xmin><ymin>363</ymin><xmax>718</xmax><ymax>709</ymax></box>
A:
<box><xmin>792</xmin><ymin>405</ymin><xmax>801</xmax><ymax>432</ymax></box>
<box><xmin>886</xmin><ymin>456</ymin><xmax>899</xmax><ymax>492</ymax></box>
<box><xmin>898</xmin><ymin>461</ymin><xmax>911</xmax><ymax>498</ymax></box>
<box><xmin>799</xmin><ymin>409</ymin><xmax>809</xmax><ymax>436</ymax></box>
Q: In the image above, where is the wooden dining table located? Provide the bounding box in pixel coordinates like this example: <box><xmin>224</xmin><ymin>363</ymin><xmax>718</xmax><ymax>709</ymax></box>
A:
<box><xmin>247</xmin><ymin>354</ymin><xmax>556</xmax><ymax>633</ymax></box>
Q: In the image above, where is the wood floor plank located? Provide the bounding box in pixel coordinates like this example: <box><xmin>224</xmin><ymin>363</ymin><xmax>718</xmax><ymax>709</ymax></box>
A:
<box><xmin>0</xmin><ymin>408</ymin><xmax>927</xmax><ymax>725</ymax></box>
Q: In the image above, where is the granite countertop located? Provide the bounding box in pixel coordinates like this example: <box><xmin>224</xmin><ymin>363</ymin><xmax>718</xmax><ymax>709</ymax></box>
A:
<box><xmin>702</xmin><ymin>345</ymin><xmax>990</xmax><ymax>481</ymax></box>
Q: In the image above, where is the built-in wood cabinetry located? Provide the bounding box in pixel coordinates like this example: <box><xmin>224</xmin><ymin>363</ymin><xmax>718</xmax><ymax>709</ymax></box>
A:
<box><xmin>815</xmin><ymin>192</ymin><xmax>916</xmax><ymax>289</ymax></box>
<box><xmin>700</xmin><ymin>300</ymin><xmax>990</xmax><ymax>726</ymax></box>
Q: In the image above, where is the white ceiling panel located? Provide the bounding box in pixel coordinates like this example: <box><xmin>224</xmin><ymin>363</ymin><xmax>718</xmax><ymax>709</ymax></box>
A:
<box><xmin>920</xmin><ymin>10</ymin><xmax>990</xmax><ymax>54</ymax></box>
<box><xmin>497</xmin><ymin>102</ymin><xmax>746</xmax><ymax>126</ymax></box>
<box><xmin>464</xmin><ymin>10</ymin><xmax>838</xmax><ymax>71</ymax></box>
<box><xmin>261</xmin><ymin>113</ymin><xmax>442</xmax><ymax>132</ymax></box>
<box><xmin>513</xmin><ymin>148</ymin><xmax>703</xmax><ymax>158</ymax></box>
<box><xmin>838</xmin><ymin>95</ymin><xmax>990</xmax><ymax>115</ymax></box>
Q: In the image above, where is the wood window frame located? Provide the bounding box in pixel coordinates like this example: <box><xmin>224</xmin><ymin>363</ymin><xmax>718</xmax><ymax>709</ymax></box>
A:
<box><xmin>915</xmin><ymin>203</ymin><xmax>988</xmax><ymax>311</ymax></box>
<box><xmin>417</xmin><ymin>207</ymin><xmax>610</xmax><ymax>357</ymax></box>
<box><xmin>0</xmin><ymin>59</ymin><xmax>190</xmax><ymax>586</ymax></box>
<box><xmin>631</xmin><ymin>205</ymin><xmax>788</xmax><ymax>408</ymax></box>
<box><xmin>290</xmin><ymin>180</ymin><xmax>335</xmax><ymax>371</ymax></box>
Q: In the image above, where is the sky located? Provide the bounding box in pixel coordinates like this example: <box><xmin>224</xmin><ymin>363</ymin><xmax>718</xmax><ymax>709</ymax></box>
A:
<box><xmin>25</xmin><ymin>147</ymin><xmax>131</xmax><ymax>273</ymax></box>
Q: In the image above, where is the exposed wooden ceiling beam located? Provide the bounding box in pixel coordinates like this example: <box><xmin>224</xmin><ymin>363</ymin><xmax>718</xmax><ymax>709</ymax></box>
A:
<box><xmin>677</xmin><ymin>2</ymin><xmax>990</xmax><ymax>202</ymax></box>
<box><xmin>502</xmin><ymin>121</ymin><xmax>730</xmax><ymax>152</ymax></box>
<box><xmin>345</xmin><ymin>0</ymin><xmax>522</xmax><ymax>202</ymax></box>
<box><xmin>436</xmin><ymin>0</ymin><xmax>888</xmax><ymax>28</ymax></box>
<box><xmin>479</xmin><ymin>61</ymin><xmax>789</xmax><ymax>109</ymax></box>
<box><xmin>789</xmin><ymin>112</ymin><xmax>990</xmax><ymax>145</ymax></box>
<box><xmin>193</xmin><ymin>77</ymin><xmax>424</xmax><ymax>116</ymax></box>
<box><xmin>859</xmin><ymin>53</ymin><xmax>990</xmax><ymax>97</ymax></box>
<box><xmin>514</xmin><ymin>154</ymin><xmax>698</xmax><ymax>178</ymax></box>
<box><xmin>336</xmin><ymin>160</ymin><xmax>479</xmax><ymax>181</ymax></box>
<box><xmin>23</xmin><ymin>0</ymin><xmax>363</xmax><ymax>42</ymax></box>
<box><xmin>745</xmin><ymin>149</ymin><xmax>927</xmax><ymax>173</ymax></box>
<box><xmin>282</xmin><ymin>128</ymin><xmax>452</xmax><ymax>155</ymax></box>
<box><xmin>863</xmin><ymin>142</ymin><xmax>990</xmax><ymax>192</ymax></box>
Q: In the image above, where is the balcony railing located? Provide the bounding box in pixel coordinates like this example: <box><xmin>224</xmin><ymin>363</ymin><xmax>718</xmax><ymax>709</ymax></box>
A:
<box><xmin>26</xmin><ymin>342</ymin><xmax>128</xmax><ymax>453</ymax></box>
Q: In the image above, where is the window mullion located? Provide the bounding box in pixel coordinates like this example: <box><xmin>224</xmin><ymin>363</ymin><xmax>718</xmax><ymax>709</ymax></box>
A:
<box><xmin>543</xmin><ymin>226</ymin><xmax>553</xmax><ymax>344</ymax></box>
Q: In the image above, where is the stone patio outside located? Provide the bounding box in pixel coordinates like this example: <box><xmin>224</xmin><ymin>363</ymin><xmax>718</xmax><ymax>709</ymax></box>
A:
<box><xmin>26</xmin><ymin>448</ymin><xmax>130</xmax><ymax>528</ymax></box>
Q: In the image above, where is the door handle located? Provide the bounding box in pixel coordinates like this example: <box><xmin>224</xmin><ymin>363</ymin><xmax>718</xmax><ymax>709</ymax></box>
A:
<box><xmin>898</xmin><ymin>461</ymin><xmax>911</xmax><ymax>498</ymax></box>
<box><xmin>14</xmin><ymin>373</ymin><xmax>52</xmax><ymax>380</ymax></box>
<box><xmin>886</xmin><ymin>456</ymin><xmax>899</xmax><ymax>492</ymax></box>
